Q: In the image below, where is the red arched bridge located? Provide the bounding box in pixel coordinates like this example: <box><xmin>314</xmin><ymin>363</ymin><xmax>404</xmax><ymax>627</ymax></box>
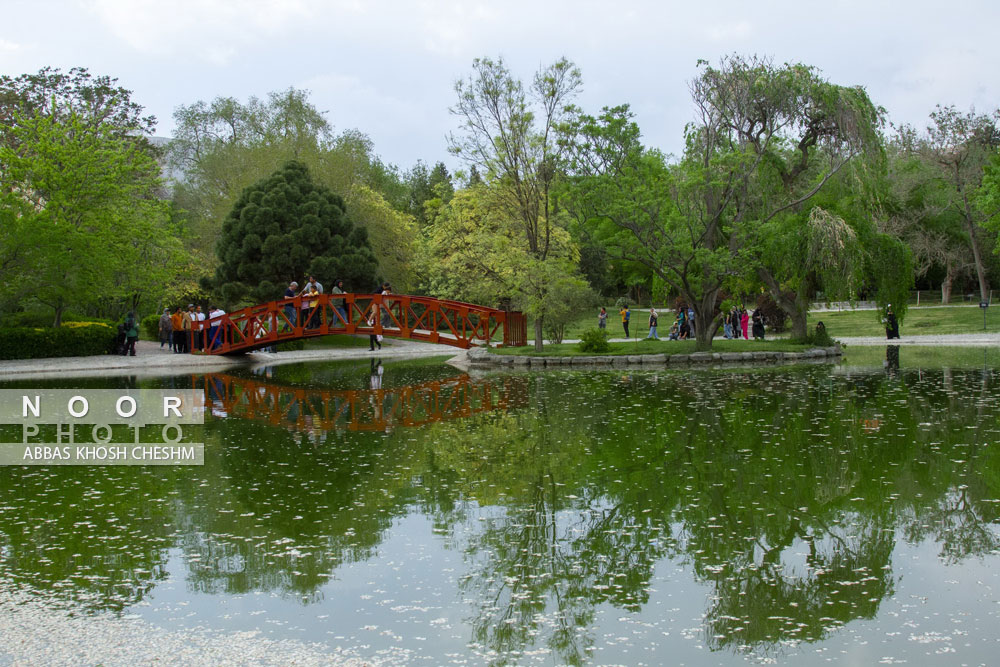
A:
<box><xmin>191</xmin><ymin>293</ymin><xmax>527</xmax><ymax>354</ymax></box>
<box><xmin>197</xmin><ymin>372</ymin><xmax>529</xmax><ymax>433</ymax></box>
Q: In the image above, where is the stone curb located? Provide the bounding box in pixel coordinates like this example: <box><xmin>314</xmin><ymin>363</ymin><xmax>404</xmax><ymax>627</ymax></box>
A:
<box><xmin>467</xmin><ymin>345</ymin><xmax>842</xmax><ymax>369</ymax></box>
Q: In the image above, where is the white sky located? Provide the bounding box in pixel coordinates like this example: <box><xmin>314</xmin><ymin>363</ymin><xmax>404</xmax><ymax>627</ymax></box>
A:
<box><xmin>2</xmin><ymin>0</ymin><xmax>998</xmax><ymax>172</ymax></box>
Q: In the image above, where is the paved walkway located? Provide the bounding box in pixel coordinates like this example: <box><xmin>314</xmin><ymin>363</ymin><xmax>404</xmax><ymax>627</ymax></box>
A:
<box><xmin>0</xmin><ymin>338</ymin><xmax>457</xmax><ymax>380</ymax></box>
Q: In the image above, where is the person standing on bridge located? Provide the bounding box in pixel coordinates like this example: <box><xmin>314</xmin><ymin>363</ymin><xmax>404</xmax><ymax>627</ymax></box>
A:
<box><xmin>332</xmin><ymin>278</ymin><xmax>348</xmax><ymax>326</ymax></box>
<box><xmin>283</xmin><ymin>281</ymin><xmax>298</xmax><ymax>330</ymax></box>
<box><xmin>300</xmin><ymin>275</ymin><xmax>323</xmax><ymax>295</ymax></box>
<box><xmin>380</xmin><ymin>283</ymin><xmax>393</xmax><ymax>331</ymax></box>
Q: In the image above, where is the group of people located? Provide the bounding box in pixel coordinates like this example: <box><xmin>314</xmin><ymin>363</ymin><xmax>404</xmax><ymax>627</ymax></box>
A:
<box><xmin>598</xmin><ymin>303</ymin><xmax>767</xmax><ymax>341</ymax></box>
<box><xmin>722</xmin><ymin>306</ymin><xmax>765</xmax><ymax>341</ymax></box>
<box><xmin>154</xmin><ymin>304</ymin><xmax>228</xmax><ymax>354</ymax></box>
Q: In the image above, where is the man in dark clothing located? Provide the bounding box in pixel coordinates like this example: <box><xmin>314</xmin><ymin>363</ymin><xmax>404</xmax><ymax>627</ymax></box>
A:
<box><xmin>123</xmin><ymin>312</ymin><xmax>139</xmax><ymax>356</ymax></box>
<box><xmin>283</xmin><ymin>281</ymin><xmax>298</xmax><ymax>330</ymax></box>
<box><xmin>885</xmin><ymin>304</ymin><xmax>900</xmax><ymax>339</ymax></box>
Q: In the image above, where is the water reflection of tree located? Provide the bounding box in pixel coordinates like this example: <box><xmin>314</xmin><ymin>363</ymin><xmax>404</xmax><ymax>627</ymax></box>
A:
<box><xmin>0</xmin><ymin>466</ymin><xmax>176</xmax><ymax>612</ymax></box>
<box><xmin>171</xmin><ymin>418</ymin><xmax>421</xmax><ymax>601</ymax></box>
<box><xmin>424</xmin><ymin>368</ymin><xmax>1000</xmax><ymax>664</ymax></box>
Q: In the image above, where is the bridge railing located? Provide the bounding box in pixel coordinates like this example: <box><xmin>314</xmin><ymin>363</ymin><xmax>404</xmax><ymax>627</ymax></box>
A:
<box><xmin>191</xmin><ymin>293</ymin><xmax>527</xmax><ymax>354</ymax></box>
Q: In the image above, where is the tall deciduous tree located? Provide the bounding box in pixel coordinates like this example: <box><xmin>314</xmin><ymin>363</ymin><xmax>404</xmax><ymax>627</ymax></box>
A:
<box><xmin>900</xmin><ymin>106</ymin><xmax>1000</xmax><ymax>302</ymax></box>
<box><xmin>448</xmin><ymin>56</ymin><xmax>583</xmax><ymax>350</ymax></box>
<box><xmin>566</xmin><ymin>56</ymin><xmax>903</xmax><ymax>347</ymax></box>
<box><xmin>168</xmin><ymin>89</ymin><xmax>415</xmax><ymax>289</ymax></box>
<box><xmin>0</xmin><ymin>66</ymin><xmax>156</xmax><ymax>144</ymax></box>
<box><xmin>212</xmin><ymin>160</ymin><xmax>377</xmax><ymax>304</ymax></box>
<box><xmin>0</xmin><ymin>105</ymin><xmax>179</xmax><ymax>324</ymax></box>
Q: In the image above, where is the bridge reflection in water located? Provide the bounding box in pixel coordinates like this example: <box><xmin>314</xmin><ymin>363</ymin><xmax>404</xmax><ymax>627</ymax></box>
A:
<box><xmin>196</xmin><ymin>368</ymin><xmax>529</xmax><ymax>435</ymax></box>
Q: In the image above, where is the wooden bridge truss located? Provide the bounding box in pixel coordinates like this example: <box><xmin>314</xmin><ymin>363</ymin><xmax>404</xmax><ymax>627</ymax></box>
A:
<box><xmin>192</xmin><ymin>293</ymin><xmax>527</xmax><ymax>354</ymax></box>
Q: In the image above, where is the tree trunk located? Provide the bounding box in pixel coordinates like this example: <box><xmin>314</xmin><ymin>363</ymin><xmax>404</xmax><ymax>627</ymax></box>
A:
<box><xmin>52</xmin><ymin>302</ymin><xmax>64</xmax><ymax>328</ymax></box>
<box><xmin>758</xmin><ymin>267</ymin><xmax>808</xmax><ymax>339</ymax></box>
<box><xmin>941</xmin><ymin>262</ymin><xmax>953</xmax><ymax>304</ymax></box>
<box><xmin>788</xmin><ymin>302</ymin><xmax>808</xmax><ymax>340</ymax></box>
<box><xmin>693</xmin><ymin>291</ymin><xmax>721</xmax><ymax>351</ymax></box>
<box><xmin>533</xmin><ymin>317</ymin><xmax>544</xmax><ymax>352</ymax></box>
<box><xmin>962</xmin><ymin>196</ymin><xmax>989</xmax><ymax>301</ymax></box>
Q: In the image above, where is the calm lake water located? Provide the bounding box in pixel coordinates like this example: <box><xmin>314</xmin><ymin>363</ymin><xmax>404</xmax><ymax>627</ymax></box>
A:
<box><xmin>2</xmin><ymin>352</ymin><xmax>1000</xmax><ymax>665</ymax></box>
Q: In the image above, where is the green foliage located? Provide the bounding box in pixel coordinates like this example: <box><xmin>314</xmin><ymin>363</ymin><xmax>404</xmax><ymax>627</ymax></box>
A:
<box><xmin>167</xmin><ymin>89</ymin><xmax>412</xmax><ymax>287</ymax></box>
<box><xmin>0</xmin><ymin>323</ymin><xmax>116</xmax><ymax>360</ymax></box>
<box><xmin>276</xmin><ymin>339</ymin><xmax>306</xmax><ymax>352</ymax></box>
<box><xmin>0</xmin><ymin>102</ymin><xmax>183</xmax><ymax>325</ymax></box>
<box><xmin>448</xmin><ymin>56</ymin><xmax>583</xmax><ymax>350</ymax></box>
<box><xmin>141</xmin><ymin>314</ymin><xmax>160</xmax><ymax>340</ymax></box>
<box><xmin>577</xmin><ymin>328</ymin><xmax>611</xmax><ymax>353</ymax></box>
<box><xmin>213</xmin><ymin>160</ymin><xmax>378</xmax><ymax>304</ymax></box>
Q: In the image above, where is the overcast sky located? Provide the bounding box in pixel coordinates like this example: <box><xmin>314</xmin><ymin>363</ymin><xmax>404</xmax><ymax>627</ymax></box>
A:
<box><xmin>2</xmin><ymin>0</ymin><xmax>998</xmax><ymax>173</ymax></box>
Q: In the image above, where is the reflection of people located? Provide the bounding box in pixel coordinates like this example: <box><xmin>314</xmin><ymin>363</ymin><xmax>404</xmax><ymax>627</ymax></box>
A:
<box><xmin>884</xmin><ymin>304</ymin><xmax>900</xmax><ymax>339</ymax></box>
<box><xmin>885</xmin><ymin>344</ymin><xmax>900</xmax><ymax>371</ymax></box>
<box><xmin>370</xmin><ymin>358</ymin><xmax>384</xmax><ymax>390</ymax></box>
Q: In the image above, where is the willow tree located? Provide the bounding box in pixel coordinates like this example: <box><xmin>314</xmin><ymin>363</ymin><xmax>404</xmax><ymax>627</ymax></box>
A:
<box><xmin>565</xmin><ymin>56</ymin><xmax>903</xmax><ymax>348</ymax></box>
<box><xmin>448</xmin><ymin>56</ymin><xmax>583</xmax><ymax>351</ymax></box>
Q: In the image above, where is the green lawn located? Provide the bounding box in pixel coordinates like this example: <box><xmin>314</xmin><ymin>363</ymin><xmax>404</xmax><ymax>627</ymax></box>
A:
<box><xmin>549</xmin><ymin>304</ymin><xmax>994</xmax><ymax>343</ymax></box>
<box><xmin>490</xmin><ymin>338</ymin><xmax>813</xmax><ymax>357</ymax></box>
<box><xmin>808</xmin><ymin>305</ymin><xmax>994</xmax><ymax>337</ymax></box>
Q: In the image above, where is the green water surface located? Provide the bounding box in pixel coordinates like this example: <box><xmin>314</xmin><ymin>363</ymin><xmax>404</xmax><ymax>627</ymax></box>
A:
<box><xmin>1</xmin><ymin>351</ymin><xmax>999</xmax><ymax>665</ymax></box>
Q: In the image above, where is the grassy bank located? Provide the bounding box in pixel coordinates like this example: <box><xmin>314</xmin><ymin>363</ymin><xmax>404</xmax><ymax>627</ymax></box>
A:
<box><xmin>490</xmin><ymin>339</ymin><xmax>815</xmax><ymax>357</ymax></box>
<box><xmin>550</xmin><ymin>303</ymin><xmax>993</xmax><ymax>343</ymax></box>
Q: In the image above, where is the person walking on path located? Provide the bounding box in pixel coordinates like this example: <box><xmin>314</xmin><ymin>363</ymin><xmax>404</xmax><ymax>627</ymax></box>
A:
<box><xmin>884</xmin><ymin>304</ymin><xmax>900</xmax><ymax>339</ymax></box>
<box><xmin>194</xmin><ymin>305</ymin><xmax>206</xmax><ymax>350</ymax></box>
<box><xmin>158</xmin><ymin>308</ymin><xmax>172</xmax><ymax>349</ymax></box>
<box><xmin>181</xmin><ymin>305</ymin><xmax>194</xmax><ymax>353</ymax></box>
<box><xmin>687</xmin><ymin>306</ymin><xmax>695</xmax><ymax>337</ymax></box>
<box><xmin>170</xmin><ymin>307</ymin><xmax>184</xmax><ymax>353</ymax></box>
<box><xmin>740</xmin><ymin>308</ymin><xmax>750</xmax><ymax>340</ymax></box>
<box><xmin>122</xmin><ymin>312</ymin><xmax>139</xmax><ymax>357</ymax></box>
<box><xmin>598</xmin><ymin>307</ymin><xmax>608</xmax><ymax>330</ymax></box>
<box><xmin>620</xmin><ymin>305</ymin><xmax>631</xmax><ymax>338</ymax></box>
<box><xmin>645</xmin><ymin>308</ymin><xmax>660</xmax><ymax>340</ymax></box>
<box><xmin>752</xmin><ymin>309</ymin><xmax>765</xmax><ymax>340</ymax></box>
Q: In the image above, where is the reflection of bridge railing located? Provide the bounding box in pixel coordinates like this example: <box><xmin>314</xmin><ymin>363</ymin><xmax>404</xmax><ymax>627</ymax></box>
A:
<box><xmin>198</xmin><ymin>372</ymin><xmax>529</xmax><ymax>433</ymax></box>
<box><xmin>192</xmin><ymin>293</ymin><xmax>528</xmax><ymax>354</ymax></box>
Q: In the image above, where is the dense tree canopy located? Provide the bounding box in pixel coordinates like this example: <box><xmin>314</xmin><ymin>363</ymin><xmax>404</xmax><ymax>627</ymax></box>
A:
<box><xmin>212</xmin><ymin>160</ymin><xmax>378</xmax><ymax>304</ymax></box>
<box><xmin>0</xmin><ymin>104</ymin><xmax>180</xmax><ymax>324</ymax></box>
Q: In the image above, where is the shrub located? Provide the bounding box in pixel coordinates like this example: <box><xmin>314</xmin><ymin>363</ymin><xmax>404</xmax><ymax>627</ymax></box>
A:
<box><xmin>1</xmin><ymin>311</ymin><xmax>113</xmax><ymax>328</ymax></box>
<box><xmin>577</xmin><ymin>328</ymin><xmax>611</xmax><ymax>353</ymax></box>
<box><xmin>0</xmin><ymin>323</ymin><xmax>117</xmax><ymax>360</ymax></box>
<box><xmin>141</xmin><ymin>313</ymin><xmax>160</xmax><ymax>340</ymax></box>
<box><xmin>276</xmin><ymin>340</ymin><xmax>306</xmax><ymax>352</ymax></box>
